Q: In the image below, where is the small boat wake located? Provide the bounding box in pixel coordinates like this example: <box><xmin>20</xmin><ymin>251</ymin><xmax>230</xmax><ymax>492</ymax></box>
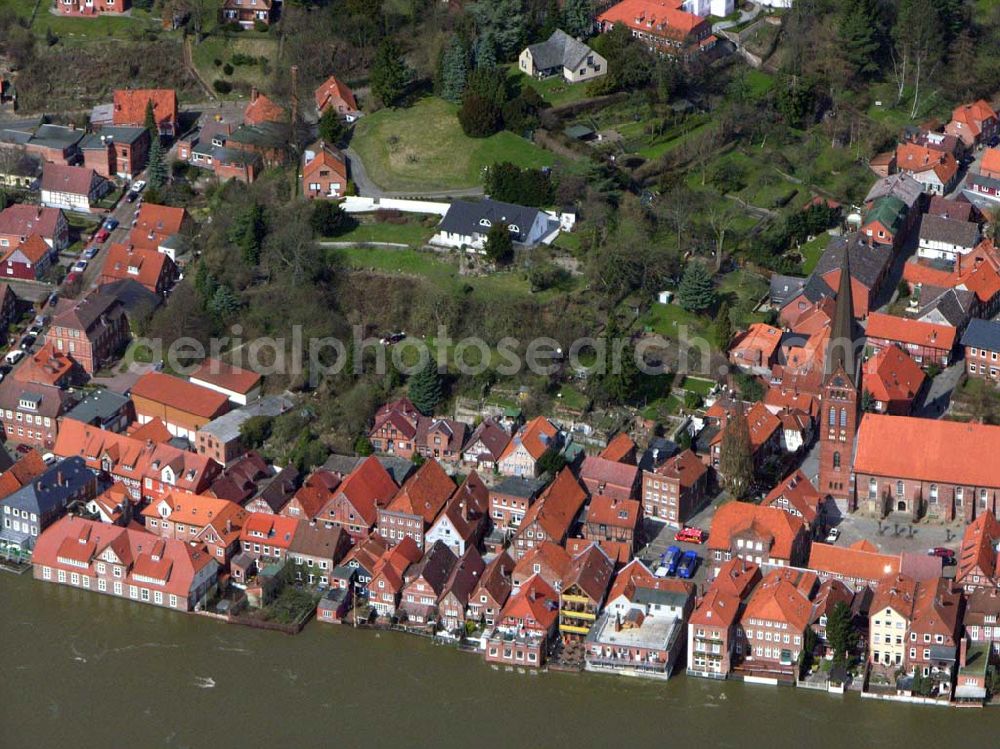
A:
<box><xmin>193</xmin><ymin>676</ymin><xmax>216</xmax><ymax>689</ymax></box>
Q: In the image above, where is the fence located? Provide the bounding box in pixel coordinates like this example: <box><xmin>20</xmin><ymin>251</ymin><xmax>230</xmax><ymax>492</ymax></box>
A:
<box><xmin>340</xmin><ymin>197</ymin><xmax>450</xmax><ymax>216</ymax></box>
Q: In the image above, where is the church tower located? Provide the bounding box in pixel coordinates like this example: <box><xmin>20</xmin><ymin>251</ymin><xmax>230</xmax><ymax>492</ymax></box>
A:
<box><xmin>818</xmin><ymin>247</ymin><xmax>861</xmax><ymax>511</ymax></box>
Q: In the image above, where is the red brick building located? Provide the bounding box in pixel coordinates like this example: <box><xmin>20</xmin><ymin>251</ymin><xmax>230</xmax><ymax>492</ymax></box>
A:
<box><xmin>47</xmin><ymin>288</ymin><xmax>130</xmax><ymax>374</ymax></box>
<box><xmin>511</xmin><ymin>469</ymin><xmax>587</xmax><ymax>560</ymax></box>
<box><xmin>597</xmin><ymin>0</ymin><xmax>715</xmax><ymax>58</ymax></box>
<box><xmin>315</xmin><ymin>455</ymin><xmax>398</xmax><ymax>540</ymax></box>
<box><xmin>0</xmin><ymin>204</ymin><xmax>69</xmax><ymax>252</ymax></box>
<box><xmin>112</xmin><ymin>89</ymin><xmax>178</xmax><ymax>138</ymax></box>
<box><xmin>708</xmin><ymin>502</ymin><xmax>810</xmax><ymax>573</ymax></box>
<box><xmin>302</xmin><ymin>141</ymin><xmax>348</xmax><ymax>200</ymax></box>
<box><xmin>1</xmin><ymin>234</ymin><xmax>55</xmax><ymax>280</ymax></box>
<box><xmin>736</xmin><ymin>568</ymin><xmax>818</xmax><ymax>677</ymax></box>
<box><xmin>80</xmin><ymin>127</ymin><xmax>149</xmax><ymax>179</ymax></box>
<box><xmin>221</xmin><ymin>0</ymin><xmax>277</xmax><ymax>29</ymax></box>
<box><xmin>99</xmin><ymin>244</ymin><xmax>177</xmax><ymax>296</ymax></box>
<box><xmin>865</xmin><ymin>313</ymin><xmax>957</xmax><ymax>368</ymax></box>
<box><xmin>377</xmin><ymin>459</ymin><xmax>454</xmax><ymax>550</ymax></box>
<box><xmin>55</xmin><ymin>0</ymin><xmax>130</xmax><ymax>16</ymax></box>
<box><xmin>641</xmin><ymin>448</ymin><xmax>708</xmax><ymax>528</ymax></box>
<box><xmin>315</xmin><ymin>75</ymin><xmax>360</xmax><ymax>120</ymax></box>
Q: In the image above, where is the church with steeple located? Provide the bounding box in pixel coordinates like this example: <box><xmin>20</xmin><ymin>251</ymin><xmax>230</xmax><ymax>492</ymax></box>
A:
<box><xmin>818</xmin><ymin>251</ymin><xmax>863</xmax><ymax>513</ymax></box>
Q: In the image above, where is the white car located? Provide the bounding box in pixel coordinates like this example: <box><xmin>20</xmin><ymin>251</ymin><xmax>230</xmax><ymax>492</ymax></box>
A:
<box><xmin>131</xmin><ymin>180</ymin><xmax>146</xmax><ymax>193</ymax></box>
<box><xmin>824</xmin><ymin>528</ymin><xmax>841</xmax><ymax>544</ymax></box>
<box><xmin>72</xmin><ymin>259</ymin><xmax>88</xmax><ymax>273</ymax></box>
<box><xmin>4</xmin><ymin>350</ymin><xmax>24</xmax><ymax>365</ymax></box>
<box><xmin>42</xmin><ymin>452</ymin><xmax>56</xmax><ymax>466</ymax></box>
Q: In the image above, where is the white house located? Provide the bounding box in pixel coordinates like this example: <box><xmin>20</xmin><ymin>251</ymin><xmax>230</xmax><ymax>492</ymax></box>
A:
<box><xmin>40</xmin><ymin>164</ymin><xmax>108</xmax><ymax>214</ymax></box>
<box><xmin>519</xmin><ymin>29</ymin><xmax>607</xmax><ymax>84</ymax></box>
<box><xmin>916</xmin><ymin>214</ymin><xmax>980</xmax><ymax>263</ymax></box>
<box><xmin>431</xmin><ymin>198</ymin><xmax>558</xmax><ymax>252</ymax></box>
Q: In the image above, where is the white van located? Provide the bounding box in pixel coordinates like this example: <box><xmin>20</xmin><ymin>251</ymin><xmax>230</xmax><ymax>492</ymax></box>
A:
<box><xmin>5</xmin><ymin>350</ymin><xmax>24</xmax><ymax>365</ymax></box>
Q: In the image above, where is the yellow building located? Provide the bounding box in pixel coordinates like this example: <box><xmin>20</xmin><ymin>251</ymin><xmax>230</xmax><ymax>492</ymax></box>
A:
<box><xmin>869</xmin><ymin>574</ymin><xmax>917</xmax><ymax>668</ymax></box>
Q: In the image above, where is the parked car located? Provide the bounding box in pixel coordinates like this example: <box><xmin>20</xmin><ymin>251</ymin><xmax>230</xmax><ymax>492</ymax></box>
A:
<box><xmin>94</xmin><ymin>228</ymin><xmax>110</xmax><ymax>243</ymax></box>
<box><xmin>103</xmin><ymin>217</ymin><xmax>119</xmax><ymax>231</ymax></box>
<box><xmin>19</xmin><ymin>334</ymin><xmax>35</xmax><ymax>350</ymax></box>
<box><xmin>824</xmin><ymin>528</ymin><xmax>841</xmax><ymax>544</ymax></box>
<box><xmin>928</xmin><ymin>547</ymin><xmax>955</xmax><ymax>559</ymax></box>
<box><xmin>674</xmin><ymin>527</ymin><xmax>707</xmax><ymax>544</ymax></box>
<box><xmin>5</xmin><ymin>349</ymin><xmax>25</xmax><ymax>365</ymax></box>
<box><xmin>64</xmin><ymin>272</ymin><xmax>80</xmax><ymax>287</ymax></box>
<box><xmin>72</xmin><ymin>259</ymin><xmax>88</xmax><ymax>273</ymax></box>
<box><xmin>46</xmin><ymin>291</ymin><xmax>58</xmax><ymax>307</ymax></box>
<box><xmin>662</xmin><ymin>546</ymin><xmax>682</xmax><ymax>576</ymax></box>
<box><xmin>380</xmin><ymin>331</ymin><xmax>406</xmax><ymax>345</ymax></box>
<box><xmin>131</xmin><ymin>180</ymin><xmax>146</xmax><ymax>193</ymax></box>
<box><xmin>126</xmin><ymin>191</ymin><xmax>139</xmax><ymax>204</ymax></box>
<box><xmin>27</xmin><ymin>325</ymin><xmax>43</xmax><ymax>337</ymax></box>
<box><xmin>42</xmin><ymin>452</ymin><xmax>56</xmax><ymax>466</ymax></box>
<box><xmin>15</xmin><ymin>443</ymin><xmax>32</xmax><ymax>456</ymax></box>
<box><xmin>677</xmin><ymin>551</ymin><xmax>699</xmax><ymax>579</ymax></box>
<box><xmin>83</xmin><ymin>245</ymin><xmax>100</xmax><ymax>260</ymax></box>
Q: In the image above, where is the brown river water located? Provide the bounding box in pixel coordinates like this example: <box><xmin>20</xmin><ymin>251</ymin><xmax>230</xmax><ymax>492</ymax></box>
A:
<box><xmin>2</xmin><ymin>572</ymin><xmax>998</xmax><ymax>748</ymax></box>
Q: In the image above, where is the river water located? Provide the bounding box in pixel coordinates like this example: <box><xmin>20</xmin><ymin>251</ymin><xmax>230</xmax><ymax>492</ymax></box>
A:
<box><xmin>2</xmin><ymin>572</ymin><xmax>998</xmax><ymax>748</ymax></box>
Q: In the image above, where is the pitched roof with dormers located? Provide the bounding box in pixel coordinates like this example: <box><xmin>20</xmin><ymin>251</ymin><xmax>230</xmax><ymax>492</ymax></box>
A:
<box><xmin>386</xmin><ymin>459</ymin><xmax>455</xmax><ymax>525</ymax></box>
<box><xmin>708</xmin><ymin>503</ymin><xmax>805</xmax><ymax>563</ymax></box>
<box><xmin>516</xmin><ymin>468</ymin><xmax>587</xmax><ymax>542</ymax></box>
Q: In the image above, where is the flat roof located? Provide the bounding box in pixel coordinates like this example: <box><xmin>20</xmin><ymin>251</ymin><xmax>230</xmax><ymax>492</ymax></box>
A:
<box><xmin>586</xmin><ymin>608</ymin><xmax>682</xmax><ymax>652</ymax></box>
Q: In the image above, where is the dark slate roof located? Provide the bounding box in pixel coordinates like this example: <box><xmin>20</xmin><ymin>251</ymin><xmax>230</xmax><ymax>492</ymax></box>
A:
<box><xmin>525</xmin><ymin>29</ymin><xmax>595</xmax><ymax>72</ymax></box>
<box><xmin>80</xmin><ymin>126</ymin><xmax>147</xmax><ymax>150</ymax></box>
<box><xmin>378</xmin><ymin>456</ymin><xmax>415</xmax><ymax>484</ymax></box>
<box><xmin>770</xmin><ymin>274</ymin><xmax>807</xmax><ymax>306</ymax></box>
<box><xmin>800</xmin><ymin>274</ymin><xmax>834</xmax><ymax>304</ymax></box>
<box><xmin>918</xmin><ymin>214</ymin><xmax>980</xmax><ymax>248</ymax></box>
<box><xmin>323</xmin><ymin>454</ymin><xmax>362</xmax><ymax>475</ymax></box>
<box><xmin>228</xmin><ymin>121</ymin><xmax>286</xmax><ymax>149</ymax></box>
<box><xmin>637</xmin><ymin>437</ymin><xmax>679</xmax><ymax>472</ymax></box>
<box><xmin>28</xmin><ymin>124</ymin><xmax>84</xmax><ymax>151</ymax></box>
<box><xmin>491</xmin><ymin>475</ymin><xmax>547</xmax><ymax>499</ymax></box>
<box><xmin>815</xmin><ymin>234</ymin><xmax>890</xmax><ymax>290</ymax></box>
<box><xmin>0</xmin><ymin>117</ymin><xmax>43</xmax><ymax>147</ymax></box>
<box><xmin>254</xmin><ymin>466</ymin><xmax>301</xmax><ymax>513</ymax></box>
<box><xmin>913</xmin><ymin>287</ymin><xmax>974</xmax><ymax>328</ymax></box>
<box><xmin>65</xmin><ymin>389</ymin><xmax>130</xmax><ymax>425</ymax></box>
<box><xmin>864</xmin><ymin>173</ymin><xmax>924</xmax><ymax>208</ymax></box>
<box><xmin>1</xmin><ymin>456</ymin><xmax>93</xmax><ymax>517</ymax></box>
<box><xmin>438</xmin><ymin>199</ymin><xmax>545</xmax><ymax>243</ymax></box>
<box><xmin>961</xmin><ymin>318</ymin><xmax>1000</xmax><ymax>351</ymax></box>
<box><xmin>97</xmin><ymin>279</ymin><xmax>161</xmax><ymax>319</ymax></box>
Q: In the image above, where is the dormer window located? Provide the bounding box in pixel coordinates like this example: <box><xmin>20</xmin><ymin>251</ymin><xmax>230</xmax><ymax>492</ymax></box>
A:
<box><xmin>508</xmin><ymin>224</ymin><xmax>519</xmax><ymax>234</ymax></box>
<box><xmin>479</xmin><ymin>218</ymin><xmax>492</xmax><ymax>227</ymax></box>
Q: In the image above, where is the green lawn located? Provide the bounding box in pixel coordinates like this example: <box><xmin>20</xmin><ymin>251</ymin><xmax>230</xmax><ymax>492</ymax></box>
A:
<box><xmin>680</xmin><ymin>376</ymin><xmax>715</xmax><ymax>396</ymax></box>
<box><xmin>510</xmin><ymin>67</ymin><xmax>592</xmax><ymax>107</ymax></box>
<box><xmin>556</xmin><ymin>385</ymin><xmax>590</xmax><ymax>410</ymax></box>
<box><xmin>351</xmin><ymin>97</ymin><xmax>560</xmax><ymax>193</ymax></box>
<box><xmin>328</xmin><ymin>217</ymin><xmax>436</xmax><ymax>247</ymax></box>
<box><xmin>30</xmin><ymin>6</ymin><xmax>164</xmax><ymax>40</ymax></box>
<box><xmin>640</xmin><ymin>301</ymin><xmax>708</xmax><ymax>340</ymax></box>
<box><xmin>191</xmin><ymin>35</ymin><xmax>278</xmax><ymax>98</ymax></box>
<box><xmin>744</xmin><ymin>70</ymin><xmax>775</xmax><ymax>98</ymax></box>
<box><xmin>799</xmin><ymin>233</ymin><xmax>828</xmax><ymax>274</ymax></box>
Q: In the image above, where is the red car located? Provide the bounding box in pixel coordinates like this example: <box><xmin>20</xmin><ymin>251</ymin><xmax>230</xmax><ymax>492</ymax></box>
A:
<box><xmin>64</xmin><ymin>272</ymin><xmax>80</xmax><ymax>286</ymax></box>
<box><xmin>674</xmin><ymin>527</ymin><xmax>707</xmax><ymax>544</ymax></box>
<box><xmin>928</xmin><ymin>547</ymin><xmax>955</xmax><ymax>559</ymax></box>
<box><xmin>94</xmin><ymin>228</ymin><xmax>110</xmax><ymax>243</ymax></box>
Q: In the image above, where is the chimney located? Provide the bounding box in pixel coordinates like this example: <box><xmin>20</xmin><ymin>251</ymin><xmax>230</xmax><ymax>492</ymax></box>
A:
<box><xmin>959</xmin><ymin>636</ymin><xmax>969</xmax><ymax>668</ymax></box>
<box><xmin>250</xmin><ymin>87</ymin><xmax>259</xmax><ymax>103</ymax></box>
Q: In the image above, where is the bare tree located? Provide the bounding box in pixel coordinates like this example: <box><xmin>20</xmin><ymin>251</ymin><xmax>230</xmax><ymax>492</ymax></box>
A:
<box><xmin>706</xmin><ymin>199</ymin><xmax>740</xmax><ymax>273</ymax></box>
<box><xmin>658</xmin><ymin>187</ymin><xmax>697</xmax><ymax>248</ymax></box>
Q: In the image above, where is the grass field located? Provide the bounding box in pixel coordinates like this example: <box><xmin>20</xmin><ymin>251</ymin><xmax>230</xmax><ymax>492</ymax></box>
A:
<box><xmin>24</xmin><ymin>2</ymin><xmax>164</xmax><ymax>41</ymax></box>
<box><xmin>191</xmin><ymin>36</ymin><xmax>278</xmax><ymax>97</ymax></box>
<box><xmin>351</xmin><ymin>98</ymin><xmax>560</xmax><ymax>192</ymax></box>
<box><xmin>330</xmin><ymin>217</ymin><xmax>436</xmax><ymax>247</ymax></box>
<box><xmin>799</xmin><ymin>233</ymin><xmax>828</xmax><ymax>273</ymax></box>
<box><xmin>508</xmin><ymin>66</ymin><xmax>592</xmax><ymax>108</ymax></box>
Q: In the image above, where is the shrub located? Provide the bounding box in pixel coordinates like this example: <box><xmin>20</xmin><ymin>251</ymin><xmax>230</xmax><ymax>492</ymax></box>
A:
<box><xmin>223</xmin><ymin>63</ymin><xmax>234</xmax><ymax>76</ymax></box>
<box><xmin>213</xmin><ymin>79</ymin><xmax>233</xmax><ymax>94</ymax></box>
<box><xmin>213</xmin><ymin>58</ymin><xmax>222</xmax><ymax>67</ymax></box>
<box><xmin>253</xmin><ymin>20</ymin><xmax>269</xmax><ymax>33</ymax></box>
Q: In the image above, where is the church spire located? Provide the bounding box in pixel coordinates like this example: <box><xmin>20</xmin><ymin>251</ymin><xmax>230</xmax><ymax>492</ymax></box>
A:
<box><xmin>825</xmin><ymin>242</ymin><xmax>859</xmax><ymax>384</ymax></box>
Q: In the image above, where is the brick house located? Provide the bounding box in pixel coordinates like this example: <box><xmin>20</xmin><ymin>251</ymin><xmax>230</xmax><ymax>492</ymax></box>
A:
<box><xmin>513</xmin><ymin>541</ymin><xmax>572</xmax><ymax>592</ymax></box>
<box><xmin>578</xmin><ymin>454</ymin><xmax>639</xmax><ymax>501</ymax></box>
<box><xmin>281</xmin><ymin>470</ymin><xmax>341</xmax><ymax>522</ymax></box>
<box><xmin>895</xmin><ymin>143</ymin><xmax>960</xmax><ymax>195</ymax></box>
<box><xmin>237</xmin><ymin>513</ymin><xmax>298</xmax><ymax>568</ymax></box>
<box><xmin>55</xmin><ymin>0</ymin><xmax>131</xmax><ymax>17</ymax></box>
<box><xmin>369</xmin><ymin>536</ymin><xmax>422</xmax><ymax>618</ymax></box>
<box><xmin>0</xmin><ymin>204</ymin><xmax>69</xmax><ymax>252</ymax></box>
<box><xmin>945</xmin><ymin>100</ymin><xmax>1000</xmax><ymax>148</ymax></box>
<box><xmin>687</xmin><ymin>588</ymin><xmax>742</xmax><ymax>679</ymax></box>
<box><xmin>315</xmin><ymin>455</ymin><xmax>398</xmax><ymax>540</ymax></box>
<box><xmin>736</xmin><ymin>569</ymin><xmax>818</xmax><ymax>677</ymax></box>
<box><xmin>112</xmin><ymin>89</ymin><xmax>178</xmax><ymax>138</ymax></box>
<box><xmin>488</xmin><ymin>475</ymin><xmax>545</xmax><ymax>535</ymax></box>
<box><xmin>483</xmin><ymin>573</ymin><xmax>559</xmax><ymax>668</ymax></box>
<box><xmin>288</xmin><ymin>521</ymin><xmax>350</xmax><ymax>587</ymax></box>
<box><xmin>130</xmin><ymin>372</ymin><xmax>232</xmax><ymax>442</ymax></box>
<box><xmin>961</xmin><ymin>319</ymin><xmax>1000</xmax><ymax>382</ymax></box>
<box><xmin>438</xmin><ymin>547</ymin><xmax>486</xmax><ymax>632</ymax></box>
<box><xmin>807</xmin><ymin>541</ymin><xmax>900</xmax><ymax>591</ymax></box>
<box><xmin>762</xmin><ymin>469</ymin><xmax>825</xmax><ymax>534</ymax></box>
<box><xmin>729</xmin><ymin>322</ymin><xmax>783</xmax><ymax>372</ymax></box>
<box><xmin>129</xmin><ymin>203</ymin><xmax>191</xmax><ymax>259</ymax></box>
<box><xmin>302</xmin><ymin>141</ymin><xmax>348</xmax><ymax>200</ymax></box>
<box><xmin>368</xmin><ymin>398</ymin><xmax>420</xmax><ymax>457</ymax></box>
<box><xmin>221</xmin><ymin>0</ymin><xmax>277</xmax><ymax>29</ymax></box>
<box><xmin>597</xmin><ymin>0</ymin><xmax>715</xmax><ymax>58</ymax></box>
<box><xmin>398</xmin><ymin>540</ymin><xmax>459</xmax><ymax>627</ymax></box>
<box><xmin>865</xmin><ymin>313</ymin><xmax>956</xmax><ymax>368</ymax></box>
<box><xmin>24</xmin><ymin>124</ymin><xmax>84</xmax><ymax>165</ymax></box>
<box><xmin>558</xmin><ymin>543</ymin><xmax>614</xmax><ymax>641</ymax></box>
<box><xmin>511</xmin><ymin>469</ymin><xmax>587</xmax><ymax>560</ymax></box>
<box><xmin>704</xmin><ymin>401</ymin><xmax>782</xmax><ymax>476</ymax></box>
<box><xmin>0</xmin><ymin>379</ymin><xmax>74</xmax><ymax>449</ymax></box>
<box><xmin>861</xmin><ymin>345</ymin><xmax>926</xmax><ymax>415</ymax></box>
<box><xmin>32</xmin><ymin>516</ymin><xmax>218</xmax><ymax>611</ymax></box>
<box><xmin>582</xmin><ymin>494</ymin><xmax>641</xmax><ymax>559</ymax></box>
<box><xmin>963</xmin><ymin>588</ymin><xmax>1000</xmax><ymax>648</ymax></box>
<box><xmin>14</xmin><ymin>343</ymin><xmax>77</xmax><ymax>389</ymax></box>
<box><xmin>861</xmin><ymin>196</ymin><xmax>908</xmax><ymax>251</ymax></box>
<box><xmin>40</xmin><ymin>164</ymin><xmax>109</xmax><ymax>213</ymax></box>
<box><xmin>854</xmin><ymin>414</ymin><xmax>1000</xmax><ymax>523</ymax></box>
<box><xmin>315</xmin><ymin>75</ymin><xmax>361</xmax><ymax>121</ymax></box>
<box><xmin>1</xmin><ymin>234</ymin><xmax>56</xmax><ymax>280</ymax></box>
<box><xmin>377</xmin><ymin>459</ymin><xmax>454</xmax><ymax>550</ymax></box>
<box><xmin>98</xmin><ymin>244</ymin><xmax>178</xmax><ymax>296</ymax></box>
<box><xmin>707</xmin><ymin>502</ymin><xmax>810</xmax><ymax>574</ymax></box>
<box><xmin>141</xmin><ymin>492</ymin><xmax>247</xmax><ymax>565</ymax></box>
<box><xmin>641</xmin><ymin>448</ymin><xmax>708</xmax><ymax>528</ymax></box>
<box><xmin>80</xmin><ymin>127</ymin><xmax>149</xmax><ymax>179</ymax></box>
<box><xmin>955</xmin><ymin>511</ymin><xmax>1000</xmax><ymax>593</ymax></box>
<box><xmin>467</xmin><ymin>550</ymin><xmax>514</xmax><ymax>627</ymax></box>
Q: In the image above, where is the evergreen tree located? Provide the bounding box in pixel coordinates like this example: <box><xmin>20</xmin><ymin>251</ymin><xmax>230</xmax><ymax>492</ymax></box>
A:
<box><xmin>468</xmin><ymin>0</ymin><xmax>527</xmax><ymax>62</ymax></box>
<box><xmin>826</xmin><ymin>600</ymin><xmax>858</xmax><ymax>666</ymax></box>
<box><xmin>208</xmin><ymin>284</ymin><xmax>241</xmax><ymax>319</ymax></box>
<box><xmin>143</xmin><ymin>98</ymin><xmax>157</xmax><ymax>137</ymax></box>
<box><xmin>371</xmin><ymin>39</ymin><xmax>410</xmax><ymax>107</ymax></box>
<box><xmin>539</xmin><ymin>0</ymin><xmax>561</xmax><ymax>40</ymax></box>
<box><xmin>838</xmin><ymin>0</ymin><xmax>882</xmax><ymax>82</ymax></box>
<box><xmin>229</xmin><ymin>202</ymin><xmax>267</xmax><ymax>265</ymax></box>
<box><xmin>715</xmin><ymin>301</ymin><xmax>732</xmax><ymax>349</ymax></box>
<box><xmin>440</xmin><ymin>36</ymin><xmax>469</xmax><ymax>103</ymax></box>
<box><xmin>720</xmin><ymin>408</ymin><xmax>754</xmax><ymax>500</ymax></box>
<box><xmin>677</xmin><ymin>261</ymin><xmax>716</xmax><ymax>313</ymax></box>
<box><xmin>483</xmin><ymin>222</ymin><xmax>514</xmax><ymax>265</ymax></box>
<box><xmin>600</xmin><ymin>339</ymin><xmax>641</xmax><ymax>405</ymax></box>
<box><xmin>146</xmin><ymin>134</ymin><xmax>167</xmax><ymax>189</ymax></box>
<box><xmin>562</xmin><ymin>0</ymin><xmax>595</xmax><ymax>38</ymax></box>
<box><xmin>318</xmin><ymin>107</ymin><xmax>347</xmax><ymax>146</ymax></box>
<box><xmin>353</xmin><ymin>435</ymin><xmax>374</xmax><ymax>456</ymax></box>
<box><xmin>408</xmin><ymin>358</ymin><xmax>443</xmax><ymax>415</ymax></box>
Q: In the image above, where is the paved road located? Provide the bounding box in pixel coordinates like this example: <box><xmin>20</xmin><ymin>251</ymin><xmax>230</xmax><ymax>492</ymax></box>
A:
<box><xmin>712</xmin><ymin>2</ymin><xmax>761</xmax><ymax>33</ymax></box>
<box><xmin>344</xmin><ymin>147</ymin><xmax>485</xmax><ymax>200</ymax></box>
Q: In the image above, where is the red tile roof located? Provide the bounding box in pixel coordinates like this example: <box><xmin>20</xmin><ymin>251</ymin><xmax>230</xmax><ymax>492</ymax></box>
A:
<box><xmin>113</xmin><ymin>89</ymin><xmax>178</xmax><ymax>129</ymax></box>
<box><xmin>239</xmin><ymin>512</ymin><xmax>298</xmax><ymax>550</ymax></box>
<box><xmin>315</xmin><ymin>75</ymin><xmax>358</xmax><ymax>113</ymax></box>
<box><xmin>564</xmin><ymin>542</ymin><xmax>614</xmax><ymax>603</ymax></box>
<box><xmin>957</xmin><ymin>511</ymin><xmax>1000</xmax><ymax>586</ymax></box>
<box><xmin>131</xmin><ymin>372</ymin><xmax>231</xmax><ymax>419</ymax></box>
<box><xmin>189</xmin><ymin>358</ymin><xmax>262</xmax><ymax>395</ymax></box>
<box><xmin>950</xmin><ymin>100</ymin><xmax>999</xmax><ymax>137</ymax></box>
<box><xmin>651</xmin><ymin>448</ymin><xmax>707</xmax><ymax>489</ymax></box>
<box><xmin>0</xmin><ymin>204</ymin><xmax>63</xmax><ymax>241</ymax></box>
<box><xmin>855</xmin><ymin>414</ymin><xmax>1000</xmax><ymax>489</ymax></box>
<box><xmin>808</xmin><ymin>542</ymin><xmax>899</xmax><ymax>585</ymax></box>
<box><xmin>6</xmin><ymin>233</ymin><xmax>50</xmax><ymax>264</ymax></box>
<box><xmin>982</xmin><ymin>147</ymin><xmax>1000</xmax><ymax>178</ymax></box>
<box><xmin>41</xmin><ymin>164</ymin><xmax>102</xmax><ymax>196</ymax></box>
<box><xmin>689</xmin><ymin>587</ymin><xmax>741</xmax><ymax>627</ymax></box>
<box><xmin>128</xmin><ymin>417</ymin><xmax>173</xmax><ymax>444</ymax></box>
<box><xmin>862</xmin><ymin>346</ymin><xmax>926</xmax><ymax>406</ymax></box>
<box><xmin>142</xmin><ymin>492</ymin><xmax>247</xmax><ymax>536</ymax></box>
<box><xmin>579</xmin><ymin>455</ymin><xmax>638</xmax><ymax>499</ymax></box>
<box><xmin>895</xmin><ymin>143</ymin><xmax>959</xmax><ymax>184</ymax></box>
<box><xmin>585</xmin><ymin>493</ymin><xmax>640</xmax><ymax>530</ymax></box>
<box><xmin>500</xmin><ymin>573</ymin><xmax>559</xmax><ymax>632</ymax></box>
<box><xmin>386</xmin><ymin>459</ymin><xmax>455</xmax><ymax>524</ymax></box>
<box><xmin>0</xmin><ymin>449</ymin><xmax>47</xmax><ymax>499</ymax></box>
<box><xmin>763</xmin><ymin>469</ymin><xmax>822</xmax><ymax>524</ymax></box>
<box><xmin>871</xmin><ymin>573</ymin><xmax>917</xmax><ymax>619</ymax></box>
<box><xmin>12</xmin><ymin>342</ymin><xmax>74</xmax><ymax>387</ymax></box>
<box><xmin>599</xmin><ymin>432</ymin><xmax>636</xmax><ymax>463</ymax></box>
<box><xmin>708</xmin><ymin>502</ymin><xmax>805</xmax><ymax>563</ymax></box>
<box><xmin>709</xmin><ymin>557</ymin><xmax>761</xmax><ymax>600</ymax></box>
<box><xmin>598</xmin><ymin>0</ymin><xmax>706</xmax><ymax>37</ymax></box>
<box><xmin>328</xmin><ymin>456</ymin><xmax>398</xmax><ymax>526</ymax></box>
<box><xmin>729</xmin><ymin>322</ymin><xmax>783</xmax><ymax>367</ymax></box>
<box><xmin>129</xmin><ymin>203</ymin><xmax>186</xmax><ymax>251</ymax></box>
<box><xmin>100</xmin><ymin>244</ymin><xmax>172</xmax><ymax>292</ymax></box>
<box><xmin>741</xmin><ymin>568</ymin><xmax>815</xmax><ymax>632</ymax></box>
<box><xmin>514</xmin><ymin>541</ymin><xmax>572</xmax><ymax>588</ymax></box>
<box><xmin>865</xmin><ymin>312</ymin><xmax>957</xmax><ymax>351</ymax></box>
<box><xmin>244</xmin><ymin>92</ymin><xmax>285</xmax><ymax>126</ymax></box>
<box><xmin>517</xmin><ymin>468</ymin><xmax>587</xmax><ymax>541</ymax></box>
<box><xmin>499</xmin><ymin>416</ymin><xmax>559</xmax><ymax>463</ymax></box>
<box><xmin>303</xmin><ymin>141</ymin><xmax>347</xmax><ymax>182</ymax></box>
